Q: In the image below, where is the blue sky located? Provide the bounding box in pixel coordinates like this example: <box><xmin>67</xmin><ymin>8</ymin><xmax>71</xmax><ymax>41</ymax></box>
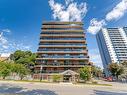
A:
<box><xmin>0</xmin><ymin>0</ymin><xmax>127</xmax><ymax>68</ymax></box>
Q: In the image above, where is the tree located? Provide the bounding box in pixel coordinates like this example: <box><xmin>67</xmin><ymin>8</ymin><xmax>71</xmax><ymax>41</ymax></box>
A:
<box><xmin>108</xmin><ymin>63</ymin><xmax>124</xmax><ymax>79</ymax></box>
<box><xmin>10</xmin><ymin>50</ymin><xmax>36</xmax><ymax>71</ymax></box>
<box><xmin>0</xmin><ymin>61</ymin><xmax>30</xmax><ymax>80</ymax></box>
<box><xmin>15</xmin><ymin>64</ymin><xmax>30</xmax><ymax>80</ymax></box>
<box><xmin>91</xmin><ymin>66</ymin><xmax>103</xmax><ymax>78</ymax></box>
<box><xmin>119</xmin><ymin>61</ymin><xmax>127</xmax><ymax>80</ymax></box>
<box><xmin>79</xmin><ymin>66</ymin><xmax>91</xmax><ymax>82</ymax></box>
<box><xmin>0</xmin><ymin>61</ymin><xmax>11</xmax><ymax>79</ymax></box>
<box><xmin>121</xmin><ymin>61</ymin><xmax>127</xmax><ymax>67</ymax></box>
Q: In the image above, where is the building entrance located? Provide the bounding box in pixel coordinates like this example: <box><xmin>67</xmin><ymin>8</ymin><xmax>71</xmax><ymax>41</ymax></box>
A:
<box><xmin>63</xmin><ymin>75</ymin><xmax>72</xmax><ymax>82</ymax></box>
<box><xmin>61</xmin><ymin>70</ymin><xmax>79</xmax><ymax>82</ymax></box>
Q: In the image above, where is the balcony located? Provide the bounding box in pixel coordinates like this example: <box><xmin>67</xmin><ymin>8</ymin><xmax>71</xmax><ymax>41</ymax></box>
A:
<box><xmin>40</xmin><ymin>38</ymin><xmax>85</xmax><ymax>40</ymax></box>
<box><xmin>42</xmin><ymin>29</ymin><xmax>84</xmax><ymax>32</ymax></box>
<box><xmin>39</xmin><ymin>45</ymin><xmax>87</xmax><ymax>48</ymax></box>
<box><xmin>41</xmin><ymin>32</ymin><xmax>84</xmax><ymax>35</ymax></box>
<box><xmin>40</xmin><ymin>40</ymin><xmax>86</xmax><ymax>43</ymax></box>
<box><xmin>43</xmin><ymin>21</ymin><xmax>83</xmax><ymax>25</ymax></box>
<box><xmin>39</xmin><ymin>43</ymin><xmax>86</xmax><ymax>45</ymax></box>
<box><xmin>37</xmin><ymin>49</ymin><xmax>86</xmax><ymax>51</ymax></box>
<box><xmin>36</xmin><ymin>56</ymin><xmax>89</xmax><ymax>60</ymax></box>
<box><xmin>42</xmin><ymin>25</ymin><xmax>83</xmax><ymax>29</ymax></box>
<box><xmin>42</xmin><ymin>28</ymin><xmax>83</xmax><ymax>31</ymax></box>
<box><xmin>40</xmin><ymin>34</ymin><xmax>85</xmax><ymax>37</ymax></box>
<box><xmin>37</xmin><ymin>51</ymin><xmax>87</xmax><ymax>54</ymax></box>
<box><xmin>35</xmin><ymin>64</ymin><xmax>85</xmax><ymax>68</ymax></box>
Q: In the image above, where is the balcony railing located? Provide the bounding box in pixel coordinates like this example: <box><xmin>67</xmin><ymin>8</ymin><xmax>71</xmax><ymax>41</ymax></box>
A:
<box><xmin>35</xmin><ymin>64</ymin><xmax>85</xmax><ymax>67</ymax></box>
<box><xmin>42</xmin><ymin>29</ymin><xmax>84</xmax><ymax>32</ymax></box>
<box><xmin>41</xmin><ymin>34</ymin><xmax>84</xmax><ymax>36</ymax></box>
<box><xmin>40</xmin><ymin>40</ymin><xmax>85</xmax><ymax>42</ymax></box>
<box><xmin>40</xmin><ymin>38</ymin><xmax>85</xmax><ymax>40</ymax></box>
<box><xmin>42</xmin><ymin>28</ymin><xmax>83</xmax><ymax>30</ymax></box>
<box><xmin>39</xmin><ymin>45</ymin><xmax>86</xmax><ymax>48</ymax></box>
<box><xmin>41</xmin><ymin>32</ymin><xmax>84</xmax><ymax>35</ymax></box>
<box><xmin>42</xmin><ymin>25</ymin><xmax>83</xmax><ymax>29</ymax></box>
<box><xmin>36</xmin><ymin>63</ymin><xmax>86</xmax><ymax>65</ymax></box>
<box><xmin>43</xmin><ymin>55</ymin><xmax>87</xmax><ymax>58</ymax></box>
<box><xmin>36</xmin><ymin>56</ymin><xmax>89</xmax><ymax>60</ymax></box>
<box><xmin>39</xmin><ymin>43</ymin><xmax>86</xmax><ymax>46</ymax></box>
<box><xmin>36</xmin><ymin>58</ymin><xmax>89</xmax><ymax>60</ymax></box>
<box><xmin>37</xmin><ymin>49</ymin><xmax>85</xmax><ymax>51</ymax></box>
<box><xmin>37</xmin><ymin>51</ymin><xmax>87</xmax><ymax>54</ymax></box>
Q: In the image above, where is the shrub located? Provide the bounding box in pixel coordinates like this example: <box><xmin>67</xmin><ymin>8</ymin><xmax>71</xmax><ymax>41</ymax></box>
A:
<box><xmin>92</xmin><ymin>81</ymin><xmax>98</xmax><ymax>84</ymax></box>
<box><xmin>79</xmin><ymin>66</ymin><xmax>91</xmax><ymax>82</ymax></box>
<box><xmin>52</xmin><ymin>75</ymin><xmax>61</xmax><ymax>82</ymax></box>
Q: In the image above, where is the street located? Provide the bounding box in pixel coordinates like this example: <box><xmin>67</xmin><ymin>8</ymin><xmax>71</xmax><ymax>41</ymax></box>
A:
<box><xmin>0</xmin><ymin>81</ymin><xmax>127</xmax><ymax>95</ymax></box>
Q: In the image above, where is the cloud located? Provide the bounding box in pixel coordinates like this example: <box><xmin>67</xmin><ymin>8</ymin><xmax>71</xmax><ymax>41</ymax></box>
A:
<box><xmin>49</xmin><ymin>0</ymin><xmax>87</xmax><ymax>21</ymax></box>
<box><xmin>65</xmin><ymin>0</ymin><xmax>74</xmax><ymax>5</ymax></box>
<box><xmin>0</xmin><ymin>53</ymin><xmax>10</xmax><ymax>57</ymax></box>
<box><xmin>87</xmin><ymin>18</ymin><xmax>106</xmax><ymax>34</ymax></box>
<box><xmin>0</xmin><ymin>31</ymin><xmax>9</xmax><ymax>49</ymax></box>
<box><xmin>2</xmin><ymin>29</ymin><xmax>11</xmax><ymax>33</ymax></box>
<box><xmin>0</xmin><ymin>29</ymin><xmax>31</xmax><ymax>54</ymax></box>
<box><xmin>106</xmin><ymin>0</ymin><xmax>127</xmax><ymax>21</ymax></box>
<box><xmin>9</xmin><ymin>42</ymin><xmax>31</xmax><ymax>51</ymax></box>
<box><xmin>88</xmin><ymin>0</ymin><xmax>127</xmax><ymax>34</ymax></box>
<box><xmin>89</xmin><ymin>49</ymin><xmax>103</xmax><ymax>68</ymax></box>
<box><xmin>0</xmin><ymin>29</ymin><xmax>12</xmax><ymax>49</ymax></box>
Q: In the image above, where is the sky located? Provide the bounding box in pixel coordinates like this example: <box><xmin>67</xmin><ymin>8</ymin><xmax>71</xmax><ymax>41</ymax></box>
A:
<box><xmin>0</xmin><ymin>0</ymin><xmax>127</xmax><ymax>68</ymax></box>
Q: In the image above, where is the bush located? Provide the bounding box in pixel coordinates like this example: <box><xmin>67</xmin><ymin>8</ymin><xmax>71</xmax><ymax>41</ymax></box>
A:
<box><xmin>79</xmin><ymin>66</ymin><xmax>91</xmax><ymax>82</ymax></box>
<box><xmin>92</xmin><ymin>81</ymin><xmax>98</xmax><ymax>84</ymax></box>
<box><xmin>52</xmin><ymin>75</ymin><xmax>61</xmax><ymax>82</ymax></box>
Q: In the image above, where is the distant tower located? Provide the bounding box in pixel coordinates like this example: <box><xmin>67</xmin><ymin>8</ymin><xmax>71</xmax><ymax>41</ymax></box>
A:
<box><xmin>34</xmin><ymin>21</ymin><xmax>89</xmax><ymax>82</ymax></box>
<box><xmin>96</xmin><ymin>27</ymin><xmax>127</xmax><ymax>76</ymax></box>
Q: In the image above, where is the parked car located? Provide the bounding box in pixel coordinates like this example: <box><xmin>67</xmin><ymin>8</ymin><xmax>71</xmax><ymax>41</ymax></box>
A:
<box><xmin>104</xmin><ymin>76</ymin><xmax>113</xmax><ymax>82</ymax></box>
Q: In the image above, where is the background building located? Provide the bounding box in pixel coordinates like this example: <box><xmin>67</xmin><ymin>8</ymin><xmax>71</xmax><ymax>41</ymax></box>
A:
<box><xmin>0</xmin><ymin>53</ymin><xmax>10</xmax><ymax>61</ymax></box>
<box><xmin>34</xmin><ymin>21</ymin><xmax>89</xmax><ymax>82</ymax></box>
<box><xmin>96</xmin><ymin>27</ymin><xmax>127</xmax><ymax>76</ymax></box>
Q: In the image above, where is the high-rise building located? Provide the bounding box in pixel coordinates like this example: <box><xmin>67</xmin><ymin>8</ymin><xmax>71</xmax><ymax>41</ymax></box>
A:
<box><xmin>123</xmin><ymin>27</ymin><xmax>127</xmax><ymax>36</ymax></box>
<box><xmin>34</xmin><ymin>21</ymin><xmax>89</xmax><ymax>82</ymax></box>
<box><xmin>96</xmin><ymin>27</ymin><xmax>127</xmax><ymax>76</ymax></box>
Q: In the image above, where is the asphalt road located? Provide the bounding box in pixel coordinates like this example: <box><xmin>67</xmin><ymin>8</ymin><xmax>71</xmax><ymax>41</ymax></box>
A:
<box><xmin>0</xmin><ymin>81</ymin><xmax>127</xmax><ymax>95</ymax></box>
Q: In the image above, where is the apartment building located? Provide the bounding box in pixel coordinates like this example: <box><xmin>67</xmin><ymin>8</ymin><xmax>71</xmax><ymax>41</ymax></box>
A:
<box><xmin>34</xmin><ymin>21</ymin><xmax>90</xmax><ymax>82</ymax></box>
<box><xmin>96</xmin><ymin>27</ymin><xmax>127</xmax><ymax>76</ymax></box>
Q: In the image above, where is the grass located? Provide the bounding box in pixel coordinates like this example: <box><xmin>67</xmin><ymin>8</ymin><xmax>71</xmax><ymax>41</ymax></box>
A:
<box><xmin>74</xmin><ymin>82</ymin><xmax>112</xmax><ymax>86</ymax></box>
<box><xmin>0</xmin><ymin>79</ymin><xmax>51</xmax><ymax>83</ymax></box>
<box><xmin>86</xmin><ymin>83</ymin><xmax>112</xmax><ymax>86</ymax></box>
<box><xmin>15</xmin><ymin>80</ymin><xmax>50</xmax><ymax>83</ymax></box>
<box><xmin>0</xmin><ymin>79</ymin><xmax>60</xmax><ymax>84</ymax></box>
<box><xmin>0</xmin><ymin>79</ymin><xmax>112</xmax><ymax>86</ymax></box>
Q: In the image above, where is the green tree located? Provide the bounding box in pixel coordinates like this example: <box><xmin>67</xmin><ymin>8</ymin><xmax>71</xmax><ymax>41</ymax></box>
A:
<box><xmin>79</xmin><ymin>66</ymin><xmax>91</xmax><ymax>82</ymax></box>
<box><xmin>0</xmin><ymin>61</ymin><xmax>11</xmax><ymax>79</ymax></box>
<box><xmin>15</xmin><ymin>64</ymin><xmax>30</xmax><ymax>80</ymax></box>
<box><xmin>0</xmin><ymin>61</ymin><xmax>30</xmax><ymax>80</ymax></box>
<box><xmin>121</xmin><ymin>61</ymin><xmax>127</xmax><ymax>67</ymax></box>
<box><xmin>91</xmin><ymin>66</ymin><xmax>103</xmax><ymax>78</ymax></box>
<box><xmin>108</xmin><ymin>63</ymin><xmax>124</xmax><ymax>79</ymax></box>
<box><xmin>10</xmin><ymin>50</ymin><xmax>36</xmax><ymax>71</ymax></box>
<box><xmin>119</xmin><ymin>61</ymin><xmax>127</xmax><ymax>80</ymax></box>
<box><xmin>10</xmin><ymin>62</ymin><xmax>18</xmax><ymax>73</ymax></box>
